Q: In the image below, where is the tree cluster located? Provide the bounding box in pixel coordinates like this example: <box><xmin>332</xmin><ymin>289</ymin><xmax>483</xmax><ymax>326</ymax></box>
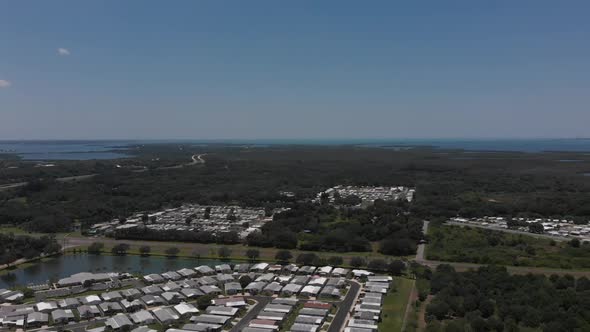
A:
<box><xmin>0</xmin><ymin>233</ymin><xmax>61</xmax><ymax>266</ymax></box>
<box><xmin>257</xmin><ymin>200</ymin><xmax>422</xmax><ymax>254</ymax></box>
<box><xmin>113</xmin><ymin>227</ymin><xmax>240</xmax><ymax>245</ymax></box>
<box><xmin>425</xmin><ymin>264</ymin><xmax>590</xmax><ymax>331</ymax></box>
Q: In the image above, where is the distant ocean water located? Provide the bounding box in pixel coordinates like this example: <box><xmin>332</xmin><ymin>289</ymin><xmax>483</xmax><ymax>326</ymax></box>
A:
<box><xmin>356</xmin><ymin>138</ymin><xmax>590</xmax><ymax>153</ymax></box>
<box><xmin>183</xmin><ymin>138</ymin><xmax>590</xmax><ymax>153</ymax></box>
<box><xmin>0</xmin><ymin>140</ymin><xmax>132</xmax><ymax>160</ymax></box>
<box><xmin>1</xmin><ymin>138</ymin><xmax>590</xmax><ymax>160</ymax></box>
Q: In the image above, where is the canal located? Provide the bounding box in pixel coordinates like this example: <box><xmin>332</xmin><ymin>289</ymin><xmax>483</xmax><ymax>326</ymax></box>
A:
<box><xmin>0</xmin><ymin>254</ymin><xmax>229</xmax><ymax>288</ymax></box>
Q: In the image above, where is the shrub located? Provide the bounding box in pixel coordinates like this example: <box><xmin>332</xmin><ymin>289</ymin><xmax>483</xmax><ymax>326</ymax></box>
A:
<box><xmin>218</xmin><ymin>247</ymin><xmax>232</xmax><ymax>259</ymax></box>
<box><xmin>275</xmin><ymin>250</ymin><xmax>293</xmax><ymax>263</ymax></box>
<box><xmin>350</xmin><ymin>256</ymin><xmax>366</xmax><ymax>268</ymax></box>
<box><xmin>165</xmin><ymin>247</ymin><xmax>180</xmax><ymax>257</ymax></box>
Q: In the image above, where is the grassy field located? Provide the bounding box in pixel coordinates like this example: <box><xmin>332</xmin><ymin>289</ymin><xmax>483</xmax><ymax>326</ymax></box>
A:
<box><xmin>0</xmin><ymin>225</ymin><xmax>412</xmax><ymax>274</ymax></box>
<box><xmin>0</xmin><ymin>226</ymin><xmax>48</xmax><ymax>236</ymax></box>
<box><xmin>0</xmin><ymin>224</ymin><xmax>412</xmax><ymax>264</ymax></box>
<box><xmin>0</xmin><ymin>226</ymin><xmax>81</xmax><ymax>239</ymax></box>
<box><xmin>427</xmin><ymin>223</ymin><xmax>590</xmax><ymax>269</ymax></box>
<box><xmin>378</xmin><ymin>277</ymin><xmax>415</xmax><ymax>332</ymax></box>
<box><xmin>67</xmin><ymin>238</ymin><xmax>410</xmax><ymax>266</ymax></box>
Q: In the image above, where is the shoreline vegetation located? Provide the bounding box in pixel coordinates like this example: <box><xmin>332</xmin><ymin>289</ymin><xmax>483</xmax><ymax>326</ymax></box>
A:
<box><xmin>0</xmin><ymin>232</ymin><xmax>62</xmax><ymax>270</ymax></box>
<box><xmin>3</xmin><ymin>227</ymin><xmax>590</xmax><ymax>282</ymax></box>
<box><xmin>2</xmin><ymin>219</ymin><xmax>590</xmax><ymax>281</ymax></box>
<box><xmin>0</xmin><ymin>236</ymin><xmax>412</xmax><ymax>278</ymax></box>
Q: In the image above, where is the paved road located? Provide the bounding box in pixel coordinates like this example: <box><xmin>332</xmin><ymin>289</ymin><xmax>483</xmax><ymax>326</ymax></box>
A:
<box><xmin>415</xmin><ymin>220</ymin><xmax>429</xmax><ymax>262</ymax></box>
<box><xmin>149</xmin><ymin>154</ymin><xmax>207</xmax><ymax>170</ymax></box>
<box><xmin>230</xmin><ymin>296</ymin><xmax>272</xmax><ymax>332</ymax></box>
<box><xmin>0</xmin><ymin>173</ymin><xmax>97</xmax><ymax>192</ymax></box>
<box><xmin>328</xmin><ymin>280</ymin><xmax>361</xmax><ymax>332</ymax></box>
<box><xmin>0</xmin><ymin>153</ymin><xmax>204</xmax><ymax>191</ymax></box>
<box><xmin>190</xmin><ymin>154</ymin><xmax>206</xmax><ymax>165</ymax></box>
<box><xmin>0</xmin><ymin>181</ymin><xmax>27</xmax><ymax>191</ymax></box>
<box><xmin>66</xmin><ymin>318</ymin><xmax>106</xmax><ymax>332</ymax></box>
<box><xmin>28</xmin><ymin>318</ymin><xmax>106</xmax><ymax>332</ymax></box>
<box><xmin>56</xmin><ymin>174</ymin><xmax>97</xmax><ymax>182</ymax></box>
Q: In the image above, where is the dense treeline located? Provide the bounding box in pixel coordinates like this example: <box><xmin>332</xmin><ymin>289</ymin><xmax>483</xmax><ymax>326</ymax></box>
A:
<box><xmin>0</xmin><ymin>233</ymin><xmax>61</xmax><ymax>265</ymax></box>
<box><xmin>111</xmin><ymin>200</ymin><xmax>421</xmax><ymax>254</ymax></box>
<box><xmin>424</xmin><ymin>265</ymin><xmax>590</xmax><ymax>331</ymax></box>
<box><xmin>113</xmin><ymin>227</ymin><xmax>241</xmax><ymax>244</ymax></box>
<box><xmin>1</xmin><ymin>145</ymin><xmax>589</xmax><ymax>234</ymax></box>
<box><xmin>249</xmin><ymin>200</ymin><xmax>422</xmax><ymax>254</ymax></box>
<box><xmin>0</xmin><ymin>159</ymin><xmax>107</xmax><ymax>184</ymax></box>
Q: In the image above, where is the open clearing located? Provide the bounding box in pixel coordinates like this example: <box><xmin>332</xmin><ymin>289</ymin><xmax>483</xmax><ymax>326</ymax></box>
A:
<box><xmin>378</xmin><ymin>276</ymin><xmax>415</xmax><ymax>332</ymax></box>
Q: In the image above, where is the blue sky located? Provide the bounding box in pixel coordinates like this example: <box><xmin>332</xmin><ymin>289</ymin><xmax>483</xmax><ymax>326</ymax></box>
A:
<box><xmin>1</xmin><ymin>1</ymin><xmax>589</xmax><ymax>139</ymax></box>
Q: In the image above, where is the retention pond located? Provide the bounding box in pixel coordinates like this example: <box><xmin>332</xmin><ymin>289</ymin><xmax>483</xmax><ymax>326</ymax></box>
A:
<box><xmin>0</xmin><ymin>254</ymin><xmax>229</xmax><ymax>288</ymax></box>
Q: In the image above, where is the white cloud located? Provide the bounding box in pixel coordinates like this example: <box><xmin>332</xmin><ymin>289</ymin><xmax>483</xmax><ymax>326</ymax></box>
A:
<box><xmin>0</xmin><ymin>80</ymin><xmax>11</xmax><ymax>88</ymax></box>
<box><xmin>57</xmin><ymin>48</ymin><xmax>70</xmax><ymax>56</ymax></box>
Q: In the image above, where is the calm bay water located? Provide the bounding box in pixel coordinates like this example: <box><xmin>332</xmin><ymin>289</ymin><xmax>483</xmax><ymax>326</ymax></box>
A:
<box><xmin>357</xmin><ymin>138</ymin><xmax>590</xmax><ymax>153</ymax></box>
<box><xmin>183</xmin><ymin>138</ymin><xmax>590</xmax><ymax>152</ymax></box>
<box><xmin>0</xmin><ymin>141</ymin><xmax>132</xmax><ymax>160</ymax></box>
<box><xmin>2</xmin><ymin>139</ymin><xmax>590</xmax><ymax>161</ymax></box>
<box><xmin>0</xmin><ymin>254</ymin><xmax>227</xmax><ymax>288</ymax></box>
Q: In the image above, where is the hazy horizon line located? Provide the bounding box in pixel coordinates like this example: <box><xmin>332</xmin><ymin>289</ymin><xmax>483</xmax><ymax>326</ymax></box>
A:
<box><xmin>1</xmin><ymin>137</ymin><xmax>589</xmax><ymax>142</ymax></box>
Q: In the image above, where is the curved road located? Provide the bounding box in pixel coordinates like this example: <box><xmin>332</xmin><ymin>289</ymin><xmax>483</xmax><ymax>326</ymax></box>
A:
<box><xmin>0</xmin><ymin>174</ymin><xmax>97</xmax><ymax>192</ymax></box>
<box><xmin>229</xmin><ymin>296</ymin><xmax>272</xmax><ymax>332</ymax></box>
<box><xmin>1</xmin><ymin>154</ymin><xmax>205</xmax><ymax>191</ymax></box>
<box><xmin>328</xmin><ymin>280</ymin><xmax>361</xmax><ymax>332</ymax></box>
<box><xmin>190</xmin><ymin>154</ymin><xmax>206</xmax><ymax>165</ymax></box>
<box><xmin>0</xmin><ymin>181</ymin><xmax>27</xmax><ymax>191</ymax></box>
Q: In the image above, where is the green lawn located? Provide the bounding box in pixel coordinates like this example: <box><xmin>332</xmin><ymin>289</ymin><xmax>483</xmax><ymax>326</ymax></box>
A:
<box><xmin>378</xmin><ymin>277</ymin><xmax>415</xmax><ymax>332</ymax></box>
